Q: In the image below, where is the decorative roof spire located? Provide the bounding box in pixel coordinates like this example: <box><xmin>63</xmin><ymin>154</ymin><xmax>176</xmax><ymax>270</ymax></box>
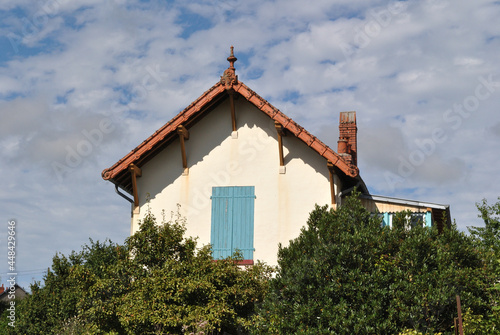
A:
<box><xmin>220</xmin><ymin>46</ymin><xmax>238</xmax><ymax>90</ymax></box>
<box><xmin>227</xmin><ymin>45</ymin><xmax>237</xmax><ymax>70</ymax></box>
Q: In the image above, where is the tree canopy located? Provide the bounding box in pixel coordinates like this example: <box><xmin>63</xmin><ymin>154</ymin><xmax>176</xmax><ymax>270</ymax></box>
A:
<box><xmin>252</xmin><ymin>192</ymin><xmax>493</xmax><ymax>334</ymax></box>
<box><xmin>4</xmin><ymin>209</ymin><xmax>272</xmax><ymax>334</ymax></box>
<box><xmin>463</xmin><ymin>197</ymin><xmax>500</xmax><ymax>334</ymax></box>
<box><xmin>3</xmin><ymin>195</ymin><xmax>500</xmax><ymax>334</ymax></box>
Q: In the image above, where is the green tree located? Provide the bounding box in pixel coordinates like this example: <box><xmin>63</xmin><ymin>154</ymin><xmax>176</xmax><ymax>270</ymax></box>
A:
<box><xmin>6</xmin><ymin>209</ymin><xmax>272</xmax><ymax>334</ymax></box>
<box><xmin>252</xmin><ymin>192</ymin><xmax>490</xmax><ymax>334</ymax></box>
<box><xmin>7</xmin><ymin>239</ymin><xmax>128</xmax><ymax>334</ymax></box>
<box><xmin>116</xmin><ymin>209</ymin><xmax>273</xmax><ymax>334</ymax></box>
<box><xmin>464</xmin><ymin>197</ymin><xmax>500</xmax><ymax>334</ymax></box>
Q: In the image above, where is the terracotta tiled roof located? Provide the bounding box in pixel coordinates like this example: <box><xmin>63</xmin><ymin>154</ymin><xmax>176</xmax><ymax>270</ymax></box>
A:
<box><xmin>102</xmin><ymin>53</ymin><xmax>359</xmax><ymax>193</ymax></box>
<box><xmin>233</xmin><ymin>81</ymin><xmax>358</xmax><ymax>177</ymax></box>
<box><xmin>102</xmin><ymin>83</ymin><xmax>226</xmax><ymax>182</ymax></box>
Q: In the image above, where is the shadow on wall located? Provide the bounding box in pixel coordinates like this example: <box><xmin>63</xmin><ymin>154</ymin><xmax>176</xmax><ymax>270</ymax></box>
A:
<box><xmin>136</xmin><ymin>95</ymin><xmax>330</xmax><ymax>208</ymax></box>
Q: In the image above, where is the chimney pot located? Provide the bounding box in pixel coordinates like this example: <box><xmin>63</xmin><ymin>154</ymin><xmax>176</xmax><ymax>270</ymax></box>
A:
<box><xmin>338</xmin><ymin>138</ymin><xmax>348</xmax><ymax>154</ymax></box>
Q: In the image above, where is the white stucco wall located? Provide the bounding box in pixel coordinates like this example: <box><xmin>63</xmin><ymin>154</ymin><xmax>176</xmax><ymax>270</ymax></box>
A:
<box><xmin>132</xmin><ymin>97</ymin><xmax>337</xmax><ymax>266</ymax></box>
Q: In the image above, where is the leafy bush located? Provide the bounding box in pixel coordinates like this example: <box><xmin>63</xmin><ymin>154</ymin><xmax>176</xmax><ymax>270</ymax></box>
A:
<box><xmin>252</xmin><ymin>192</ymin><xmax>490</xmax><ymax>334</ymax></box>
<box><xmin>7</xmin><ymin>208</ymin><xmax>273</xmax><ymax>334</ymax></box>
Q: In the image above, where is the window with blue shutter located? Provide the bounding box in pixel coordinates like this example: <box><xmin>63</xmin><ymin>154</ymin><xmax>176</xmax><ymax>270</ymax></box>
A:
<box><xmin>210</xmin><ymin>186</ymin><xmax>255</xmax><ymax>262</ymax></box>
<box><xmin>380</xmin><ymin>211</ymin><xmax>433</xmax><ymax>228</ymax></box>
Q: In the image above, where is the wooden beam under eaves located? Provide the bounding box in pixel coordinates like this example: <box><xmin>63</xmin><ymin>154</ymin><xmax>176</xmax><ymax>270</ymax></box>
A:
<box><xmin>177</xmin><ymin>125</ymin><xmax>190</xmax><ymax>172</ymax></box>
<box><xmin>229</xmin><ymin>90</ymin><xmax>237</xmax><ymax>132</ymax></box>
<box><xmin>128</xmin><ymin>163</ymin><xmax>142</xmax><ymax>207</ymax></box>
<box><xmin>274</xmin><ymin>121</ymin><xmax>286</xmax><ymax>170</ymax></box>
<box><xmin>327</xmin><ymin>161</ymin><xmax>336</xmax><ymax>206</ymax></box>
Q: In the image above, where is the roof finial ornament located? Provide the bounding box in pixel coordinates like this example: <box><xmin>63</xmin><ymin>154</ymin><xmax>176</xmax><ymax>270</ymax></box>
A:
<box><xmin>220</xmin><ymin>46</ymin><xmax>238</xmax><ymax>90</ymax></box>
<box><xmin>227</xmin><ymin>45</ymin><xmax>237</xmax><ymax>69</ymax></box>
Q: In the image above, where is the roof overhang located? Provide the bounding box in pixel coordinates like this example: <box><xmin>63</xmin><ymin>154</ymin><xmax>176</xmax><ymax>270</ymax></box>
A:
<box><xmin>359</xmin><ymin>194</ymin><xmax>449</xmax><ymax>210</ymax></box>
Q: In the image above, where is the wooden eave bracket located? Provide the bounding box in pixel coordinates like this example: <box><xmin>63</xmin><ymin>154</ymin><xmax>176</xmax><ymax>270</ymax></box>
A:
<box><xmin>177</xmin><ymin>125</ymin><xmax>190</xmax><ymax>174</ymax></box>
<box><xmin>327</xmin><ymin>161</ymin><xmax>336</xmax><ymax>206</ymax></box>
<box><xmin>128</xmin><ymin>164</ymin><xmax>142</xmax><ymax>207</ymax></box>
<box><xmin>229</xmin><ymin>90</ymin><xmax>237</xmax><ymax>135</ymax></box>
<box><xmin>275</xmin><ymin>121</ymin><xmax>287</xmax><ymax>173</ymax></box>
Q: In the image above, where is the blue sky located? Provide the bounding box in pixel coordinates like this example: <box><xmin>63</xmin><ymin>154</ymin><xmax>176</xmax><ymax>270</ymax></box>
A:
<box><xmin>1</xmin><ymin>0</ymin><xmax>500</xmax><ymax>290</ymax></box>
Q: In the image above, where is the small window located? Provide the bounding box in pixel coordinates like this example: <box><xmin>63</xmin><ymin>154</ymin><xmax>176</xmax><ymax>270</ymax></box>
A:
<box><xmin>380</xmin><ymin>211</ymin><xmax>432</xmax><ymax>229</ymax></box>
<box><xmin>410</xmin><ymin>212</ymin><xmax>433</xmax><ymax>228</ymax></box>
<box><xmin>210</xmin><ymin>186</ymin><xmax>255</xmax><ymax>264</ymax></box>
<box><xmin>411</xmin><ymin>213</ymin><xmax>425</xmax><ymax>228</ymax></box>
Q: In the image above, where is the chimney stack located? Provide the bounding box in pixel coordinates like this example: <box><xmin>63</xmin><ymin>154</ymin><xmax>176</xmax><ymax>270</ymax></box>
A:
<box><xmin>338</xmin><ymin>111</ymin><xmax>357</xmax><ymax>166</ymax></box>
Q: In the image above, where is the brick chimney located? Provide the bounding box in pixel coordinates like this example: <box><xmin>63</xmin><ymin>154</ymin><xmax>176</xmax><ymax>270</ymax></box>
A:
<box><xmin>0</xmin><ymin>284</ymin><xmax>4</xmax><ymax>295</ymax></box>
<box><xmin>338</xmin><ymin>111</ymin><xmax>357</xmax><ymax>166</ymax></box>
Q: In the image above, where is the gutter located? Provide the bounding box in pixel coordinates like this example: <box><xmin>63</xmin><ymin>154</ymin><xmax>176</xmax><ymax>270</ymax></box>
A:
<box><xmin>115</xmin><ymin>184</ymin><xmax>134</xmax><ymax>204</ymax></box>
<box><xmin>337</xmin><ymin>182</ymin><xmax>364</xmax><ymax>206</ymax></box>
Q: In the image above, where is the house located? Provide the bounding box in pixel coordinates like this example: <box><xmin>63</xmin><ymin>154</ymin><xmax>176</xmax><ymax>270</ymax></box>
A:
<box><xmin>102</xmin><ymin>47</ymin><xmax>451</xmax><ymax>266</ymax></box>
<box><xmin>0</xmin><ymin>284</ymin><xmax>28</xmax><ymax>303</ymax></box>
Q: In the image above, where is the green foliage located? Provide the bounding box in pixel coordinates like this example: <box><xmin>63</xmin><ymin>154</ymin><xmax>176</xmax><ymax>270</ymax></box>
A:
<box><xmin>469</xmin><ymin>197</ymin><xmax>500</xmax><ymax>267</ymax></box>
<box><xmin>253</xmin><ymin>192</ymin><xmax>490</xmax><ymax>334</ymax></box>
<box><xmin>398</xmin><ymin>329</ymin><xmax>442</xmax><ymax>335</ymax></box>
<box><xmin>116</xmin><ymin>209</ymin><xmax>273</xmax><ymax>334</ymax></box>
<box><xmin>0</xmin><ymin>301</ymin><xmax>12</xmax><ymax>333</ymax></box>
<box><xmin>9</xmin><ymin>194</ymin><xmax>500</xmax><ymax>334</ymax></box>
<box><xmin>8</xmin><ymin>208</ymin><xmax>272</xmax><ymax>334</ymax></box>
<box><xmin>464</xmin><ymin>197</ymin><xmax>500</xmax><ymax>333</ymax></box>
<box><xmin>6</xmin><ymin>238</ymin><xmax>127</xmax><ymax>335</ymax></box>
<box><xmin>459</xmin><ymin>307</ymin><xmax>500</xmax><ymax>334</ymax></box>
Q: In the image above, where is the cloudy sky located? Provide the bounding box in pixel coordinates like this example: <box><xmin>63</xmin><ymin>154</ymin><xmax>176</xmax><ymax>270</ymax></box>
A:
<box><xmin>1</xmin><ymin>0</ymin><xmax>499</xmax><ymax>290</ymax></box>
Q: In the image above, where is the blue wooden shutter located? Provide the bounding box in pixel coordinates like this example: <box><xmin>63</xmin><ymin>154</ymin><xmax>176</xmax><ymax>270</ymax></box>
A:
<box><xmin>425</xmin><ymin>211</ymin><xmax>432</xmax><ymax>228</ymax></box>
<box><xmin>211</xmin><ymin>186</ymin><xmax>255</xmax><ymax>260</ymax></box>
<box><xmin>382</xmin><ymin>212</ymin><xmax>390</xmax><ymax>227</ymax></box>
<box><xmin>211</xmin><ymin>187</ymin><xmax>233</xmax><ymax>259</ymax></box>
<box><xmin>231</xmin><ymin>186</ymin><xmax>255</xmax><ymax>260</ymax></box>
